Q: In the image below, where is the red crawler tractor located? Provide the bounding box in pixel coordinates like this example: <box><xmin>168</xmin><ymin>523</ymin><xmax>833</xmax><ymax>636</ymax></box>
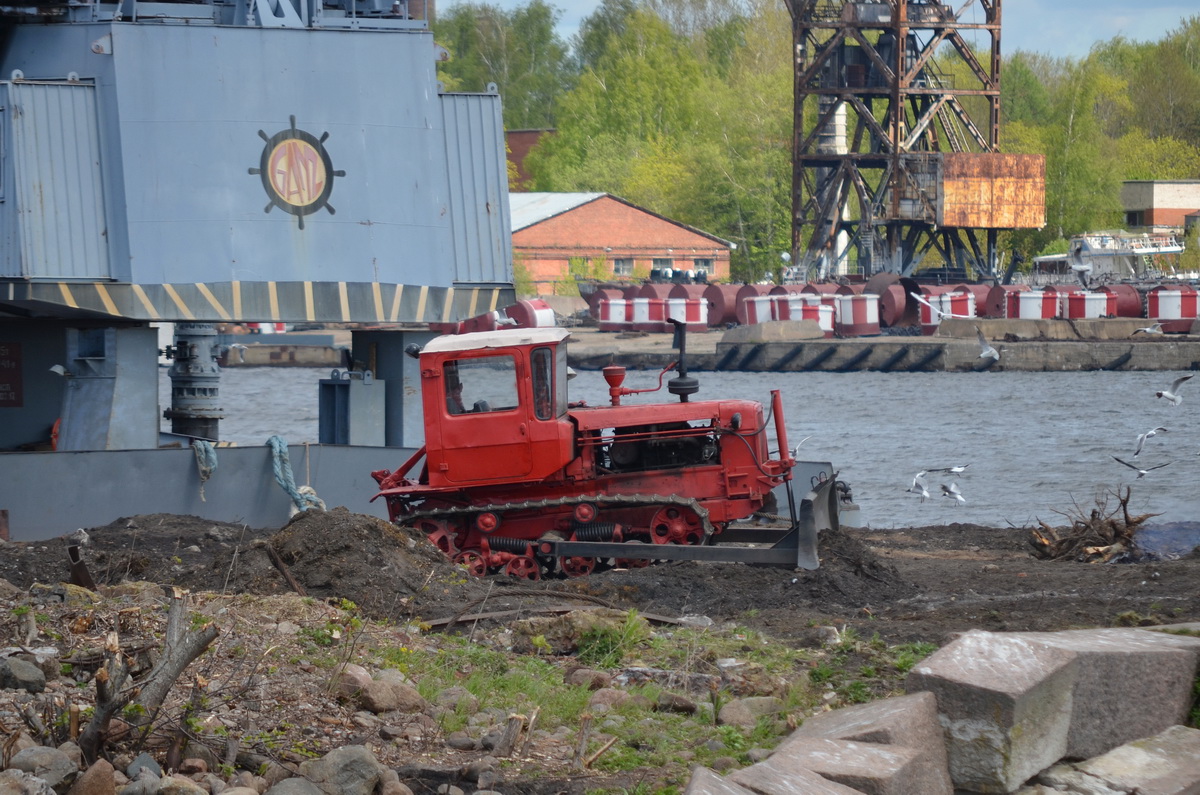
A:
<box><xmin>371</xmin><ymin>324</ymin><xmax>838</xmax><ymax>579</ymax></box>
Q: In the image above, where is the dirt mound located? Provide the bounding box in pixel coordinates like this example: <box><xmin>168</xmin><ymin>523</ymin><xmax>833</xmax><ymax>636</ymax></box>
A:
<box><xmin>0</xmin><ymin>511</ymin><xmax>913</xmax><ymax>632</ymax></box>
<box><xmin>550</xmin><ymin>525</ymin><xmax>916</xmax><ymax>621</ymax></box>
<box><xmin>181</xmin><ymin>507</ymin><xmax>495</xmax><ymax>619</ymax></box>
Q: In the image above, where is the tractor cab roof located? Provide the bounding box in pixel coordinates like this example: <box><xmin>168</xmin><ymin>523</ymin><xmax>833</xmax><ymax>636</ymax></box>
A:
<box><xmin>422</xmin><ymin>326</ymin><xmax>569</xmax><ymax>355</ymax></box>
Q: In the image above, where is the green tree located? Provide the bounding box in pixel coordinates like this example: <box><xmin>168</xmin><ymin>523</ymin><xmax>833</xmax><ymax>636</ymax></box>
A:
<box><xmin>526</xmin><ymin>10</ymin><xmax>707</xmax><ymax>190</ymax></box>
<box><xmin>1127</xmin><ymin>38</ymin><xmax>1200</xmax><ymax>142</ymax></box>
<box><xmin>1115</xmin><ymin>130</ymin><xmax>1200</xmax><ymax>180</ymax></box>
<box><xmin>572</xmin><ymin>0</ymin><xmax>638</xmax><ymax>72</ymax></box>
<box><xmin>1001</xmin><ymin>53</ymin><xmax>1052</xmax><ymax>127</ymax></box>
<box><xmin>434</xmin><ymin>0</ymin><xmax>575</xmax><ymax>129</ymax></box>
<box><xmin>1039</xmin><ymin>57</ymin><xmax>1124</xmax><ymax>244</ymax></box>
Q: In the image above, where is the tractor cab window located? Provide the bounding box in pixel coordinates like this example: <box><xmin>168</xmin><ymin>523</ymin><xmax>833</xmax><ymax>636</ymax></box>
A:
<box><xmin>532</xmin><ymin>347</ymin><xmax>553</xmax><ymax>420</ymax></box>
<box><xmin>443</xmin><ymin>354</ymin><xmax>518</xmax><ymax>416</ymax></box>
<box><xmin>531</xmin><ymin>345</ymin><xmax>569</xmax><ymax>420</ymax></box>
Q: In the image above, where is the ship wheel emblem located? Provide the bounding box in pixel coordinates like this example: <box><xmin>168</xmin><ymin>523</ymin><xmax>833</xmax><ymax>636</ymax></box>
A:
<box><xmin>249</xmin><ymin>115</ymin><xmax>345</xmax><ymax>229</ymax></box>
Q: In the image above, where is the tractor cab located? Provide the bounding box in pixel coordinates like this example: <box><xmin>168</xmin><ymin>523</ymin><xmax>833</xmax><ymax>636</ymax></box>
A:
<box><xmin>419</xmin><ymin>327</ymin><xmax>574</xmax><ymax>486</ymax></box>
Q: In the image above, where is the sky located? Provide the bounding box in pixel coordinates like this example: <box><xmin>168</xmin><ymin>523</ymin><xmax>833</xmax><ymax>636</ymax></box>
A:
<box><xmin>438</xmin><ymin>0</ymin><xmax>1195</xmax><ymax>62</ymax></box>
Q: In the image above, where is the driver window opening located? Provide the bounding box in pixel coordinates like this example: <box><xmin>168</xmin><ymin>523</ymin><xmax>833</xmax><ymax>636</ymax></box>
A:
<box><xmin>443</xmin><ymin>354</ymin><xmax>519</xmax><ymax>416</ymax></box>
<box><xmin>532</xmin><ymin>347</ymin><xmax>553</xmax><ymax>420</ymax></box>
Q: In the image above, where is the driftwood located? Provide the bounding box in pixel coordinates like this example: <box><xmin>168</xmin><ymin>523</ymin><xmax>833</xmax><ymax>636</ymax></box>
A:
<box><xmin>1029</xmin><ymin>487</ymin><xmax>1159</xmax><ymax>562</ymax></box>
<box><xmin>571</xmin><ymin>713</ymin><xmax>593</xmax><ymax>771</ymax></box>
<box><xmin>492</xmin><ymin>713</ymin><xmax>526</xmax><ymax>757</ymax></box>
<box><xmin>78</xmin><ymin>587</ymin><xmax>219</xmax><ymax>764</ymax></box>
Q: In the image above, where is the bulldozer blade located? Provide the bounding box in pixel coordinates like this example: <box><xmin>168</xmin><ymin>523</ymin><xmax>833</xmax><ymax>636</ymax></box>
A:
<box><xmin>790</xmin><ymin>476</ymin><xmax>840</xmax><ymax>570</ymax></box>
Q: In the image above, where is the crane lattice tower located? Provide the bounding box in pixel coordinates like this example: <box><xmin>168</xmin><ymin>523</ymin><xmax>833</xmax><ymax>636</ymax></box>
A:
<box><xmin>783</xmin><ymin>0</ymin><xmax>1044</xmax><ymax>281</ymax></box>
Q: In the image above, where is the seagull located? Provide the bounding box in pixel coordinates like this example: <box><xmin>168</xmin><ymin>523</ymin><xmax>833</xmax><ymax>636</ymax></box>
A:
<box><xmin>905</xmin><ymin>471</ymin><xmax>930</xmax><ymax>502</ymax></box>
<box><xmin>1155</xmin><ymin>374</ymin><xmax>1194</xmax><ymax>406</ymax></box>
<box><xmin>927</xmin><ymin>464</ymin><xmax>971</xmax><ymax>475</ymax></box>
<box><xmin>975</xmin><ymin>326</ymin><xmax>1001</xmax><ymax>361</ymax></box>
<box><xmin>1112</xmin><ymin>456</ymin><xmax>1172</xmax><ymax>479</ymax></box>
<box><xmin>940</xmin><ymin>482</ymin><xmax>966</xmax><ymax>505</ymax></box>
<box><xmin>1133</xmin><ymin>426</ymin><xmax>1167</xmax><ymax>458</ymax></box>
<box><xmin>1069</xmin><ymin>261</ymin><xmax>1093</xmax><ymax>288</ymax></box>
<box><xmin>1131</xmin><ymin>322</ymin><xmax>1163</xmax><ymax>336</ymax></box>
<box><xmin>910</xmin><ymin>292</ymin><xmax>972</xmax><ymax>320</ymax></box>
<box><xmin>792</xmin><ymin>436</ymin><xmax>812</xmax><ymax>457</ymax></box>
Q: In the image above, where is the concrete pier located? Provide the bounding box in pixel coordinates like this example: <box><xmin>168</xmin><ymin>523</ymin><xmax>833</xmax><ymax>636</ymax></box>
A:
<box><xmin>566</xmin><ymin>318</ymin><xmax>1200</xmax><ymax>373</ymax></box>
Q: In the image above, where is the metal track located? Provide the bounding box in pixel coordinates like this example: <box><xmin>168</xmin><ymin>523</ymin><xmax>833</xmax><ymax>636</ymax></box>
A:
<box><xmin>395</xmin><ymin>477</ymin><xmax>837</xmax><ymax>572</ymax></box>
<box><xmin>396</xmin><ymin>492</ymin><xmax>716</xmax><ymax>538</ymax></box>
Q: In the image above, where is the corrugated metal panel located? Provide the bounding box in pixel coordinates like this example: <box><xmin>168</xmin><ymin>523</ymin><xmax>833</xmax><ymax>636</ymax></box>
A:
<box><xmin>941</xmin><ymin>153</ymin><xmax>1045</xmax><ymax>229</ymax></box>
<box><xmin>7</xmin><ymin>81</ymin><xmax>110</xmax><ymax>279</ymax></box>
<box><xmin>441</xmin><ymin>92</ymin><xmax>512</xmax><ymax>284</ymax></box>
<box><xmin>509</xmin><ymin>192</ymin><xmax>605</xmax><ymax>230</ymax></box>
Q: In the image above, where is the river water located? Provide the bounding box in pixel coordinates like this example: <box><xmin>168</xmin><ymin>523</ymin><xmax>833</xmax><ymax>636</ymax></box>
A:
<box><xmin>165</xmin><ymin>367</ymin><xmax>1199</xmax><ymax>538</ymax></box>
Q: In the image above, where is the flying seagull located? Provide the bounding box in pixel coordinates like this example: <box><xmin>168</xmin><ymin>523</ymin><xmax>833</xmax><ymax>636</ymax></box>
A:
<box><xmin>1155</xmin><ymin>374</ymin><xmax>1194</xmax><ymax>406</ymax></box>
<box><xmin>975</xmin><ymin>326</ymin><xmax>1000</xmax><ymax>361</ymax></box>
<box><xmin>1131</xmin><ymin>322</ymin><xmax>1164</xmax><ymax>336</ymax></box>
<box><xmin>905</xmin><ymin>471</ymin><xmax>930</xmax><ymax>502</ymax></box>
<box><xmin>1112</xmin><ymin>456</ymin><xmax>1172</xmax><ymax>479</ymax></box>
<box><xmin>940</xmin><ymin>482</ymin><xmax>966</xmax><ymax>505</ymax></box>
<box><xmin>1069</xmin><ymin>261</ymin><xmax>1092</xmax><ymax>289</ymax></box>
<box><xmin>1133</xmin><ymin>426</ymin><xmax>1167</xmax><ymax>458</ymax></box>
<box><xmin>927</xmin><ymin>464</ymin><xmax>971</xmax><ymax>475</ymax></box>
<box><xmin>910</xmin><ymin>292</ymin><xmax>972</xmax><ymax>320</ymax></box>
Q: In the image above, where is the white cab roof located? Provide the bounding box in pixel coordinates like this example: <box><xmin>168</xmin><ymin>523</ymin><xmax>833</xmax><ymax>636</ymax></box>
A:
<box><xmin>422</xmin><ymin>326</ymin><xmax>569</xmax><ymax>354</ymax></box>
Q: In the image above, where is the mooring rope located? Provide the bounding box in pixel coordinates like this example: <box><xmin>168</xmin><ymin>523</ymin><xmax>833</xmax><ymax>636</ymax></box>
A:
<box><xmin>267</xmin><ymin>435</ymin><xmax>325</xmax><ymax>514</ymax></box>
<box><xmin>192</xmin><ymin>439</ymin><xmax>217</xmax><ymax>502</ymax></box>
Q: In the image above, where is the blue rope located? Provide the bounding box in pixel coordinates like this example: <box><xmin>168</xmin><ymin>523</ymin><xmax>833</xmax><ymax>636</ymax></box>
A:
<box><xmin>267</xmin><ymin>435</ymin><xmax>325</xmax><ymax>514</ymax></box>
<box><xmin>192</xmin><ymin>440</ymin><xmax>217</xmax><ymax>502</ymax></box>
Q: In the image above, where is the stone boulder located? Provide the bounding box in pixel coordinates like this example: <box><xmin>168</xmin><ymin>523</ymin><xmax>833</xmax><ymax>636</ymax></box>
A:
<box><xmin>0</xmin><ymin>658</ymin><xmax>46</xmax><ymax>694</ymax></box>
<box><xmin>295</xmin><ymin>745</ymin><xmax>384</xmax><ymax>795</ymax></box>
<box><xmin>904</xmin><ymin>629</ymin><xmax>1077</xmax><ymax>793</ymax></box>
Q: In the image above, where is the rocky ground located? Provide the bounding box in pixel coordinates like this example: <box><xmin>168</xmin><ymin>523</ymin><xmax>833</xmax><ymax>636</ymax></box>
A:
<box><xmin>2</xmin><ymin>508</ymin><xmax>1198</xmax><ymax>793</ymax></box>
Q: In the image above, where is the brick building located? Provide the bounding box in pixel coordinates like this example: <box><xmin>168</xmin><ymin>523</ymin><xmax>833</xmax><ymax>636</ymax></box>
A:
<box><xmin>509</xmin><ymin>192</ymin><xmax>733</xmax><ymax>296</ymax></box>
<box><xmin>1121</xmin><ymin>180</ymin><xmax>1200</xmax><ymax>232</ymax></box>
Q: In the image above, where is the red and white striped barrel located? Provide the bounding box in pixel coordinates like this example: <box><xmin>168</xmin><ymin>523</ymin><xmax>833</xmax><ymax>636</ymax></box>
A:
<box><xmin>1063</xmin><ymin>291</ymin><xmax>1116</xmax><ymax>319</ymax></box>
<box><xmin>665</xmin><ymin>297</ymin><xmax>708</xmax><ymax>332</ymax></box>
<box><xmin>916</xmin><ymin>294</ymin><xmax>974</xmax><ymax>335</ymax></box>
<box><xmin>835</xmin><ymin>294</ymin><xmax>880</xmax><ymax>337</ymax></box>
<box><xmin>1147</xmin><ymin>285</ymin><xmax>1199</xmax><ymax>333</ymax></box>
<box><xmin>503</xmin><ymin>298</ymin><xmax>556</xmax><ymax>328</ymax></box>
<box><xmin>799</xmin><ymin>293</ymin><xmax>839</xmax><ymax>315</ymax></box>
<box><xmin>938</xmin><ymin>291</ymin><xmax>976</xmax><ymax>319</ymax></box>
<box><xmin>632</xmin><ymin>297</ymin><xmax>669</xmax><ymax>332</ymax></box>
<box><xmin>795</xmin><ymin>304</ymin><xmax>835</xmax><ymax>337</ymax></box>
<box><xmin>985</xmin><ymin>284</ymin><xmax>1028</xmax><ymax>318</ymax></box>
<box><xmin>740</xmin><ymin>295</ymin><xmax>775</xmax><ymax>325</ymax></box>
<box><xmin>769</xmin><ymin>295</ymin><xmax>795</xmax><ymax>321</ymax></box>
<box><xmin>1007</xmin><ymin>290</ymin><xmax>1057</xmax><ymax>319</ymax></box>
<box><xmin>917</xmin><ymin>301</ymin><xmax>940</xmax><ymax>335</ymax></box>
<box><xmin>597</xmin><ymin>299</ymin><xmax>633</xmax><ymax>332</ymax></box>
<box><xmin>772</xmin><ymin>294</ymin><xmax>833</xmax><ymax>321</ymax></box>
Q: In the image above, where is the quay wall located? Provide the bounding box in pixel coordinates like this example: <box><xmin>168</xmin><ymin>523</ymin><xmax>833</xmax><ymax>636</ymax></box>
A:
<box><xmin>213</xmin><ymin>319</ymin><xmax>1200</xmax><ymax>373</ymax></box>
<box><xmin>569</xmin><ymin>338</ymin><xmax>1200</xmax><ymax>373</ymax></box>
<box><xmin>567</xmin><ymin>318</ymin><xmax>1200</xmax><ymax>373</ymax></box>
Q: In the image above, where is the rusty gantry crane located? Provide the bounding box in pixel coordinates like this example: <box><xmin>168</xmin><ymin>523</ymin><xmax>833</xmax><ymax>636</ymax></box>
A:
<box><xmin>783</xmin><ymin>0</ymin><xmax>1045</xmax><ymax>281</ymax></box>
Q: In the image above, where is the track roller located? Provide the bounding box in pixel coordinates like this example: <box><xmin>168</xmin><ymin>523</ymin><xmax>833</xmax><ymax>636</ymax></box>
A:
<box><xmin>454</xmin><ymin>550</ymin><xmax>487</xmax><ymax>577</ymax></box>
<box><xmin>504</xmin><ymin>555</ymin><xmax>541</xmax><ymax>581</ymax></box>
<box><xmin>648</xmin><ymin>506</ymin><xmax>703</xmax><ymax>545</ymax></box>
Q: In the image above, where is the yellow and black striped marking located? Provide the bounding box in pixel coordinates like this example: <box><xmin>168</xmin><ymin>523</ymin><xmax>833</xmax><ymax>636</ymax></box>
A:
<box><xmin>2</xmin><ymin>280</ymin><xmax>514</xmax><ymax>325</ymax></box>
